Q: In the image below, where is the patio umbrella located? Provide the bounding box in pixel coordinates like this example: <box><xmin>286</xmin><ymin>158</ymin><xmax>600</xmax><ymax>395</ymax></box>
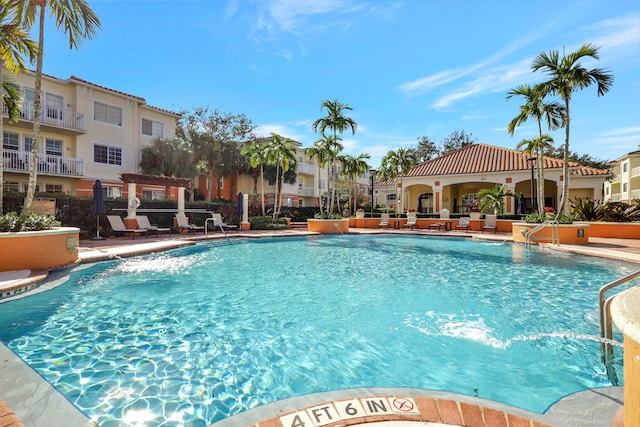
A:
<box><xmin>92</xmin><ymin>180</ymin><xmax>106</xmax><ymax>240</ymax></box>
<box><xmin>518</xmin><ymin>192</ymin><xmax>525</xmax><ymax>215</ymax></box>
<box><xmin>236</xmin><ymin>192</ymin><xmax>243</xmax><ymax>215</ymax></box>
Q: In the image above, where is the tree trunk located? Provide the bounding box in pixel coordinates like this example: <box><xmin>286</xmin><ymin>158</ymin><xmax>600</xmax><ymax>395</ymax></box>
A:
<box><xmin>260</xmin><ymin>166</ymin><xmax>265</xmax><ymax>216</ymax></box>
<box><xmin>559</xmin><ymin>99</ymin><xmax>571</xmax><ymax>215</ymax></box>
<box><xmin>23</xmin><ymin>6</ymin><xmax>46</xmax><ymax>214</ymax></box>
<box><xmin>0</xmin><ymin>64</ymin><xmax>4</xmax><ymax>214</ymax></box>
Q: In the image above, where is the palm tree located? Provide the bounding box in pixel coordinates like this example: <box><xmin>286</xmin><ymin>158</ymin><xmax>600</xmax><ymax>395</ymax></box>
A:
<box><xmin>12</xmin><ymin>0</ymin><xmax>101</xmax><ymax>214</ymax></box>
<box><xmin>1</xmin><ymin>6</ymin><xmax>37</xmax><ymax>213</ymax></box>
<box><xmin>378</xmin><ymin>147</ymin><xmax>416</xmax><ymax>214</ymax></box>
<box><xmin>304</xmin><ymin>134</ymin><xmax>343</xmax><ymax>216</ymax></box>
<box><xmin>532</xmin><ymin>43</ymin><xmax>613</xmax><ymax>214</ymax></box>
<box><xmin>517</xmin><ymin>135</ymin><xmax>554</xmax><ymax>213</ymax></box>
<box><xmin>312</xmin><ymin>99</ymin><xmax>356</xmax><ymax>215</ymax></box>
<box><xmin>506</xmin><ymin>84</ymin><xmax>565</xmax><ymax>214</ymax></box>
<box><xmin>265</xmin><ymin>133</ymin><xmax>296</xmax><ymax>220</ymax></box>
<box><xmin>241</xmin><ymin>140</ymin><xmax>269</xmax><ymax>216</ymax></box>
<box><xmin>478</xmin><ymin>184</ymin><xmax>513</xmax><ymax>215</ymax></box>
<box><xmin>139</xmin><ymin>137</ymin><xmax>196</xmax><ymax>196</ymax></box>
<box><xmin>339</xmin><ymin>152</ymin><xmax>370</xmax><ymax>215</ymax></box>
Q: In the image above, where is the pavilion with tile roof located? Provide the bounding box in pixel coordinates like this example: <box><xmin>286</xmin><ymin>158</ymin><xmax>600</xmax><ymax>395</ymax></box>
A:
<box><xmin>373</xmin><ymin>143</ymin><xmax>609</xmax><ymax>215</ymax></box>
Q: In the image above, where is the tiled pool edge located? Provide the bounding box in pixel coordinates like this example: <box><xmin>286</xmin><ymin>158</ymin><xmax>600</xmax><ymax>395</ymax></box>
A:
<box><xmin>0</xmin><ymin>343</ymin><xmax>96</xmax><ymax>427</ymax></box>
<box><xmin>210</xmin><ymin>387</ymin><xmax>624</xmax><ymax>427</ymax></box>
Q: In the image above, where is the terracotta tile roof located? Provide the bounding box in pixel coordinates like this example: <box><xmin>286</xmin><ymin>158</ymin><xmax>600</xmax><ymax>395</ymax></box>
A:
<box><xmin>406</xmin><ymin>143</ymin><xmax>608</xmax><ymax>177</ymax></box>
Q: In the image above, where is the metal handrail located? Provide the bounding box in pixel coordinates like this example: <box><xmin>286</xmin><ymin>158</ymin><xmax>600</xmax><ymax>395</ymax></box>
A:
<box><xmin>598</xmin><ymin>269</ymin><xmax>640</xmax><ymax>385</ymax></box>
<box><xmin>523</xmin><ymin>219</ymin><xmax>559</xmax><ymax>246</ymax></box>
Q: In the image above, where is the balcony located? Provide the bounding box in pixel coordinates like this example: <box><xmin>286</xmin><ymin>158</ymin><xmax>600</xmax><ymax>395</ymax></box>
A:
<box><xmin>2</xmin><ymin>150</ymin><xmax>85</xmax><ymax>177</ymax></box>
<box><xmin>632</xmin><ymin>167</ymin><xmax>640</xmax><ymax>178</ymax></box>
<box><xmin>3</xmin><ymin>102</ymin><xmax>86</xmax><ymax>134</ymax></box>
<box><xmin>298</xmin><ymin>185</ymin><xmax>315</xmax><ymax>197</ymax></box>
<box><xmin>297</xmin><ymin>162</ymin><xmax>315</xmax><ymax>175</ymax></box>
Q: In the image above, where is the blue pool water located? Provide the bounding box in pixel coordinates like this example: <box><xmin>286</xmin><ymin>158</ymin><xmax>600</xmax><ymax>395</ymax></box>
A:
<box><xmin>0</xmin><ymin>235</ymin><xmax>634</xmax><ymax>426</ymax></box>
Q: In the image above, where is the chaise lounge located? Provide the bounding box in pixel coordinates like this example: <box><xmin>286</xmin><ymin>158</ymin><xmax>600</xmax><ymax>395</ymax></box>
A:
<box><xmin>175</xmin><ymin>213</ymin><xmax>205</xmax><ymax>233</ymax></box>
<box><xmin>106</xmin><ymin>215</ymin><xmax>148</xmax><ymax>239</ymax></box>
<box><xmin>136</xmin><ymin>215</ymin><xmax>172</xmax><ymax>237</ymax></box>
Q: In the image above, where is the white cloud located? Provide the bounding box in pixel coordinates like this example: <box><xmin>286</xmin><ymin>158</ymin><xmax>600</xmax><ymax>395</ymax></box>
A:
<box><xmin>254</xmin><ymin>123</ymin><xmax>305</xmax><ymax>141</ymax></box>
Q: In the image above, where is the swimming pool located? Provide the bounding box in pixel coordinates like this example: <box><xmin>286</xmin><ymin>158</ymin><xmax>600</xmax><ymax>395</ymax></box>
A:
<box><xmin>0</xmin><ymin>235</ymin><xmax>633</xmax><ymax>426</ymax></box>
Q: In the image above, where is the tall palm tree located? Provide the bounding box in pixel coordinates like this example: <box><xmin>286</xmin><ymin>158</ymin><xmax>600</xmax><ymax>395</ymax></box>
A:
<box><xmin>506</xmin><ymin>84</ymin><xmax>565</xmax><ymax>214</ymax></box>
<box><xmin>532</xmin><ymin>43</ymin><xmax>613</xmax><ymax>214</ymax></box>
<box><xmin>265</xmin><ymin>133</ymin><xmax>296</xmax><ymax>220</ymax></box>
<box><xmin>241</xmin><ymin>140</ymin><xmax>268</xmax><ymax>216</ymax></box>
<box><xmin>1</xmin><ymin>6</ymin><xmax>37</xmax><ymax>213</ymax></box>
<box><xmin>517</xmin><ymin>135</ymin><xmax>554</xmax><ymax>213</ymax></box>
<box><xmin>378</xmin><ymin>147</ymin><xmax>416</xmax><ymax>215</ymax></box>
<box><xmin>339</xmin><ymin>152</ymin><xmax>370</xmax><ymax>215</ymax></box>
<box><xmin>305</xmin><ymin>134</ymin><xmax>343</xmax><ymax>216</ymax></box>
<box><xmin>12</xmin><ymin>0</ymin><xmax>101</xmax><ymax>214</ymax></box>
<box><xmin>312</xmin><ymin>99</ymin><xmax>356</xmax><ymax>215</ymax></box>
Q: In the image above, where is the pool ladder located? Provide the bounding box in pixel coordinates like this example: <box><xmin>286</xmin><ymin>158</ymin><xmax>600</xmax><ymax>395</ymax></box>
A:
<box><xmin>598</xmin><ymin>269</ymin><xmax>640</xmax><ymax>386</ymax></box>
<box><xmin>523</xmin><ymin>219</ymin><xmax>559</xmax><ymax>247</ymax></box>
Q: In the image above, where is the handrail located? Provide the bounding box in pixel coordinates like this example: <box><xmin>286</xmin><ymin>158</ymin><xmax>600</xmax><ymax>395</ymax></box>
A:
<box><xmin>205</xmin><ymin>217</ymin><xmax>229</xmax><ymax>240</ymax></box>
<box><xmin>523</xmin><ymin>219</ymin><xmax>560</xmax><ymax>247</ymax></box>
<box><xmin>598</xmin><ymin>269</ymin><xmax>640</xmax><ymax>385</ymax></box>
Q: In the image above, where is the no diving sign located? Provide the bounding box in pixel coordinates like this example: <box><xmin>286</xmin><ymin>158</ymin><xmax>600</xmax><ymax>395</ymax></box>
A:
<box><xmin>279</xmin><ymin>396</ymin><xmax>420</xmax><ymax>426</ymax></box>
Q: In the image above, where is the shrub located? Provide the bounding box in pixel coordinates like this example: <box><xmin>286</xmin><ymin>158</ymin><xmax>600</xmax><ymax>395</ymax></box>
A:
<box><xmin>0</xmin><ymin>211</ymin><xmax>60</xmax><ymax>232</ymax></box>
<box><xmin>249</xmin><ymin>216</ymin><xmax>288</xmax><ymax>230</ymax></box>
<box><xmin>571</xmin><ymin>198</ymin><xmax>604</xmax><ymax>221</ymax></box>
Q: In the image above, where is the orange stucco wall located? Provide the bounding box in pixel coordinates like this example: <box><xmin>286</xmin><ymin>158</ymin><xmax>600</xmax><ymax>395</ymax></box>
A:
<box><xmin>307</xmin><ymin>219</ymin><xmax>350</xmax><ymax>233</ymax></box>
<box><xmin>623</xmin><ymin>337</ymin><xmax>640</xmax><ymax>426</ymax></box>
<box><xmin>512</xmin><ymin>223</ymin><xmax>589</xmax><ymax>245</ymax></box>
<box><xmin>0</xmin><ymin>228</ymin><xmax>79</xmax><ymax>272</ymax></box>
<box><xmin>588</xmin><ymin>222</ymin><xmax>640</xmax><ymax>239</ymax></box>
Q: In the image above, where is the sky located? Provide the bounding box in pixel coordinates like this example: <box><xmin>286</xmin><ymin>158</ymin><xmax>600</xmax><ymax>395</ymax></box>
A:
<box><xmin>38</xmin><ymin>0</ymin><xmax>640</xmax><ymax>169</ymax></box>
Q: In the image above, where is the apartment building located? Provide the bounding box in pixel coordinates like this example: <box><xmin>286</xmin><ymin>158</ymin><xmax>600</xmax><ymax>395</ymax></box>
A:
<box><xmin>604</xmin><ymin>148</ymin><xmax>640</xmax><ymax>203</ymax></box>
<box><xmin>2</xmin><ymin>69</ymin><xmax>180</xmax><ymax>200</ymax></box>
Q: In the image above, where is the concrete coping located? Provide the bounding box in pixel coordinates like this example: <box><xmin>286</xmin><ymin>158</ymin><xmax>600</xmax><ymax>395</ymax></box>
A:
<box><xmin>611</xmin><ymin>285</ymin><xmax>640</xmax><ymax>344</ymax></box>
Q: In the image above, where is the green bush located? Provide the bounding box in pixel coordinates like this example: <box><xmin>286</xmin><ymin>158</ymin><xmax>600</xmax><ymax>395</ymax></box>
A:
<box><xmin>249</xmin><ymin>216</ymin><xmax>288</xmax><ymax>230</ymax></box>
<box><xmin>0</xmin><ymin>211</ymin><xmax>60</xmax><ymax>232</ymax></box>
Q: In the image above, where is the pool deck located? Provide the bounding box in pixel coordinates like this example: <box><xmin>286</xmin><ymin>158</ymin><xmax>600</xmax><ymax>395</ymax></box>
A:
<box><xmin>0</xmin><ymin>228</ymin><xmax>636</xmax><ymax>427</ymax></box>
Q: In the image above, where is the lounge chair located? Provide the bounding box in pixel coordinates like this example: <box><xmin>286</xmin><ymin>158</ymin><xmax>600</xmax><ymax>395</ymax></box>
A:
<box><xmin>429</xmin><ymin>222</ymin><xmax>445</xmax><ymax>231</ymax></box>
<box><xmin>136</xmin><ymin>215</ymin><xmax>171</xmax><ymax>237</ymax></box>
<box><xmin>175</xmin><ymin>213</ymin><xmax>205</xmax><ymax>233</ymax></box>
<box><xmin>211</xmin><ymin>213</ymin><xmax>238</xmax><ymax>231</ymax></box>
<box><xmin>455</xmin><ymin>217</ymin><xmax>471</xmax><ymax>232</ymax></box>
<box><xmin>106</xmin><ymin>215</ymin><xmax>148</xmax><ymax>239</ymax></box>
<box><xmin>378</xmin><ymin>213</ymin><xmax>390</xmax><ymax>229</ymax></box>
<box><xmin>482</xmin><ymin>214</ymin><xmax>497</xmax><ymax>233</ymax></box>
<box><xmin>403</xmin><ymin>213</ymin><xmax>417</xmax><ymax>230</ymax></box>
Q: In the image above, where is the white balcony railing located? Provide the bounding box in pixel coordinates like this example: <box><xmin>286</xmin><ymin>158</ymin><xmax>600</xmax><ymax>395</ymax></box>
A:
<box><xmin>2</xmin><ymin>150</ymin><xmax>85</xmax><ymax>177</ymax></box>
<box><xmin>297</xmin><ymin>162</ymin><xmax>315</xmax><ymax>175</ymax></box>
<box><xmin>610</xmin><ymin>193</ymin><xmax>622</xmax><ymax>202</ymax></box>
<box><xmin>632</xmin><ymin>189</ymin><xmax>640</xmax><ymax>199</ymax></box>
<box><xmin>298</xmin><ymin>186</ymin><xmax>315</xmax><ymax>197</ymax></box>
<box><xmin>3</xmin><ymin>101</ymin><xmax>86</xmax><ymax>132</ymax></box>
<box><xmin>631</xmin><ymin>167</ymin><xmax>640</xmax><ymax>178</ymax></box>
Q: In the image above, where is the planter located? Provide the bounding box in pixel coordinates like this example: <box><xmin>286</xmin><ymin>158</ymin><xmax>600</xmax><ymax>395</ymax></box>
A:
<box><xmin>355</xmin><ymin>211</ymin><xmax>365</xmax><ymax>219</ymax></box>
<box><xmin>0</xmin><ymin>227</ymin><xmax>80</xmax><ymax>272</ymax></box>
<box><xmin>307</xmin><ymin>218</ymin><xmax>350</xmax><ymax>234</ymax></box>
<box><xmin>512</xmin><ymin>222</ymin><xmax>590</xmax><ymax>245</ymax></box>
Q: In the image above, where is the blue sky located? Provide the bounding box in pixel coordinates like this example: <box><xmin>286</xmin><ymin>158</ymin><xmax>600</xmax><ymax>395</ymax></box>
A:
<box><xmin>40</xmin><ymin>0</ymin><xmax>640</xmax><ymax>168</ymax></box>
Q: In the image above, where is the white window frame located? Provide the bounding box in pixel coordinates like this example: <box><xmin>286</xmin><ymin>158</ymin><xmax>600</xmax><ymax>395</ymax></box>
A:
<box><xmin>93</xmin><ymin>143</ymin><xmax>123</xmax><ymax>166</ymax></box>
<box><xmin>141</xmin><ymin>188</ymin><xmax>164</xmax><ymax>200</ymax></box>
<box><xmin>3</xmin><ymin>131</ymin><xmax>19</xmax><ymax>150</ymax></box>
<box><xmin>45</xmin><ymin>138</ymin><xmax>63</xmax><ymax>156</ymax></box>
<box><xmin>45</xmin><ymin>183</ymin><xmax>64</xmax><ymax>193</ymax></box>
<box><xmin>141</xmin><ymin>118</ymin><xmax>164</xmax><ymax>138</ymax></box>
<box><xmin>93</xmin><ymin>101</ymin><xmax>123</xmax><ymax>127</ymax></box>
<box><xmin>2</xmin><ymin>181</ymin><xmax>19</xmax><ymax>192</ymax></box>
<box><xmin>104</xmin><ymin>186</ymin><xmax>122</xmax><ymax>198</ymax></box>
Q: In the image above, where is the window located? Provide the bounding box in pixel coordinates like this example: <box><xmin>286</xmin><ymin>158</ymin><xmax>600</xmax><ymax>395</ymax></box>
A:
<box><xmin>3</xmin><ymin>131</ymin><xmax>19</xmax><ymax>150</ymax></box>
<box><xmin>218</xmin><ymin>176</ymin><xmax>224</xmax><ymax>188</ymax></box>
<box><xmin>24</xmin><ymin>136</ymin><xmax>33</xmax><ymax>153</ymax></box>
<box><xmin>142</xmin><ymin>118</ymin><xmax>164</xmax><ymax>138</ymax></box>
<box><xmin>45</xmin><ymin>138</ymin><xmax>63</xmax><ymax>156</ymax></box>
<box><xmin>141</xmin><ymin>189</ymin><xmax>164</xmax><ymax>200</ymax></box>
<box><xmin>623</xmin><ymin>162</ymin><xmax>629</xmax><ymax>173</ymax></box>
<box><xmin>103</xmin><ymin>186</ymin><xmax>122</xmax><ymax>198</ymax></box>
<box><xmin>2</xmin><ymin>182</ymin><xmax>19</xmax><ymax>193</ymax></box>
<box><xmin>45</xmin><ymin>93</ymin><xmax>64</xmax><ymax>120</ymax></box>
<box><xmin>45</xmin><ymin>184</ymin><xmax>63</xmax><ymax>193</ymax></box>
<box><xmin>387</xmin><ymin>193</ymin><xmax>397</xmax><ymax>203</ymax></box>
<box><xmin>605</xmin><ymin>187</ymin><xmax>610</xmax><ymax>195</ymax></box>
<box><xmin>94</xmin><ymin>101</ymin><xmax>122</xmax><ymax>126</ymax></box>
<box><xmin>623</xmin><ymin>183</ymin><xmax>628</xmax><ymax>193</ymax></box>
<box><xmin>94</xmin><ymin>144</ymin><xmax>122</xmax><ymax>165</ymax></box>
<box><xmin>298</xmin><ymin>200</ymin><xmax>303</xmax><ymax>207</ymax></box>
